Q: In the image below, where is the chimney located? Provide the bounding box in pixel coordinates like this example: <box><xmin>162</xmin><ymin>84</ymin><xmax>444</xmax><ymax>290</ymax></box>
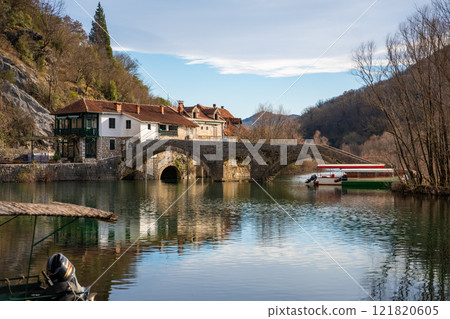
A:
<box><xmin>221</xmin><ymin>105</ymin><xmax>224</xmax><ymax>109</ymax></box>
<box><xmin>136</xmin><ymin>105</ymin><xmax>140</xmax><ymax>114</ymax></box>
<box><xmin>114</xmin><ymin>102</ymin><xmax>122</xmax><ymax>112</ymax></box>
<box><xmin>213</xmin><ymin>104</ymin><xmax>217</xmax><ymax>108</ymax></box>
<box><xmin>160</xmin><ymin>105</ymin><xmax>165</xmax><ymax>115</ymax></box>
<box><xmin>177</xmin><ymin>100</ymin><xmax>184</xmax><ymax>113</ymax></box>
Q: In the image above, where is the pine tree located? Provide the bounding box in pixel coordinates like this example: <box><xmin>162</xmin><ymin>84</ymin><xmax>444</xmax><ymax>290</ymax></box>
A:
<box><xmin>89</xmin><ymin>2</ymin><xmax>113</xmax><ymax>58</ymax></box>
<box><xmin>108</xmin><ymin>80</ymin><xmax>118</xmax><ymax>101</ymax></box>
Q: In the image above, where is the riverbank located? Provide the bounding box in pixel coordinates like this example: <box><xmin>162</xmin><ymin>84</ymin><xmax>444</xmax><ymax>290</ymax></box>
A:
<box><xmin>0</xmin><ymin>157</ymin><xmax>120</xmax><ymax>183</ymax></box>
<box><xmin>391</xmin><ymin>182</ymin><xmax>450</xmax><ymax>196</ymax></box>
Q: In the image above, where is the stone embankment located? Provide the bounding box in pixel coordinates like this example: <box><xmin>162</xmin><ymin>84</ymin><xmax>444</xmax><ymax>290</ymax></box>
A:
<box><xmin>0</xmin><ymin>157</ymin><xmax>120</xmax><ymax>183</ymax></box>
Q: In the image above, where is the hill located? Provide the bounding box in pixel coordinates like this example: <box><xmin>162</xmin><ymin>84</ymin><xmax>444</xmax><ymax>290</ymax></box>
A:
<box><xmin>242</xmin><ymin>91</ymin><xmax>387</xmax><ymax>149</ymax></box>
<box><xmin>0</xmin><ymin>0</ymin><xmax>165</xmax><ymax>150</ymax></box>
<box><xmin>242</xmin><ymin>111</ymin><xmax>300</xmax><ymax>127</ymax></box>
<box><xmin>299</xmin><ymin>89</ymin><xmax>387</xmax><ymax>148</ymax></box>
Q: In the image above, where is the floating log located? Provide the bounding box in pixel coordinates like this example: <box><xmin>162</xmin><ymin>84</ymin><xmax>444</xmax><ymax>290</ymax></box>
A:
<box><xmin>0</xmin><ymin>201</ymin><xmax>118</xmax><ymax>222</ymax></box>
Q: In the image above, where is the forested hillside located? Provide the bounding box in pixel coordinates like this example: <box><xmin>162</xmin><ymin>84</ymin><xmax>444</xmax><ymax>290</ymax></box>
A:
<box><xmin>299</xmin><ymin>89</ymin><xmax>387</xmax><ymax>148</ymax></box>
<box><xmin>0</xmin><ymin>0</ymin><xmax>164</xmax><ymax>111</ymax></box>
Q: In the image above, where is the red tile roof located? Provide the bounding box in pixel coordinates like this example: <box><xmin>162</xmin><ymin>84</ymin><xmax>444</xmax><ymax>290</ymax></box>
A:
<box><xmin>183</xmin><ymin>105</ymin><xmax>218</xmax><ymax>120</ymax></box>
<box><xmin>183</xmin><ymin>103</ymin><xmax>246</xmax><ymax>137</ymax></box>
<box><xmin>217</xmin><ymin>108</ymin><xmax>241</xmax><ymax>123</ymax></box>
<box><xmin>52</xmin><ymin>99</ymin><xmax>197</xmax><ymax>127</ymax></box>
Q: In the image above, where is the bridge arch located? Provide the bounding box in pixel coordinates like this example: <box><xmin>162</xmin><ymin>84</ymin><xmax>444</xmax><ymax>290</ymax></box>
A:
<box><xmin>160</xmin><ymin>165</ymin><xmax>181</xmax><ymax>180</ymax></box>
<box><xmin>147</xmin><ymin>147</ymin><xmax>211</xmax><ymax>180</ymax></box>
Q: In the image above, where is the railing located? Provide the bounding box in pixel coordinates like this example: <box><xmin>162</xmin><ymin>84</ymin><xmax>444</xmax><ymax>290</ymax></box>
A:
<box><xmin>54</xmin><ymin>128</ymin><xmax>99</xmax><ymax>137</ymax></box>
<box><xmin>159</xmin><ymin>130</ymin><xmax>178</xmax><ymax>137</ymax></box>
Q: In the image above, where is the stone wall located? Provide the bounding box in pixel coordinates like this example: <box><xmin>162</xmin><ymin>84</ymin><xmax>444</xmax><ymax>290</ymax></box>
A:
<box><xmin>98</xmin><ymin>136</ymin><xmax>128</xmax><ymax>159</ymax></box>
<box><xmin>0</xmin><ymin>157</ymin><xmax>120</xmax><ymax>183</ymax></box>
<box><xmin>223</xmin><ymin>161</ymin><xmax>251</xmax><ymax>182</ymax></box>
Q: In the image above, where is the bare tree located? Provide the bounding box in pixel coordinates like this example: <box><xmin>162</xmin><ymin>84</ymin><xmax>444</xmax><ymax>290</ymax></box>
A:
<box><xmin>353</xmin><ymin>0</ymin><xmax>449</xmax><ymax>189</ymax></box>
<box><xmin>115</xmin><ymin>53</ymin><xmax>139</xmax><ymax>77</ymax></box>
<box><xmin>248</xmin><ymin>104</ymin><xmax>303</xmax><ymax>142</ymax></box>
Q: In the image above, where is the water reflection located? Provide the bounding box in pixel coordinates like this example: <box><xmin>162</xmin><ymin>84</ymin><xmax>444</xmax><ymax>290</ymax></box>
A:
<box><xmin>0</xmin><ymin>178</ymin><xmax>448</xmax><ymax>300</ymax></box>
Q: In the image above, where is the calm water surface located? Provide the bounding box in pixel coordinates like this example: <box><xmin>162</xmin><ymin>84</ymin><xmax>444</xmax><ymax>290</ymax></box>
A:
<box><xmin>0</xmin><ymin>176</ymin><xmax>449</xmax><ymax>301</ymax></box>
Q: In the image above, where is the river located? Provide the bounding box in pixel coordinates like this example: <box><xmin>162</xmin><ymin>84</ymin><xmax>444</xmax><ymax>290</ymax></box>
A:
<box><xmin>0</xmin><ymin>175</ymin><xmax>448</xmax><ymax>301</ymax></box>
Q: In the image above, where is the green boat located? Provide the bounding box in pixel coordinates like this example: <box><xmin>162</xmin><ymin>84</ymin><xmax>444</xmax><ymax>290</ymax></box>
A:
<box><xmin>341</xmin><ymin>168</ymin><xmax>399</xmax><ymax>190</ymax></box>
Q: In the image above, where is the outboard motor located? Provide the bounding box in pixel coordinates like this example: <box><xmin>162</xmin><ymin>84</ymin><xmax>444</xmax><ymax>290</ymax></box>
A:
<box><xmin>334</xmin><ymin>174</ymin><xmax>348</xmax><ymax>183</ymax></box>
<box><xmin>305</xmin><ymin>174</ymin><xmax>317</xmax><ymax>184</ymax></box>
<box><xmin>44</xmin><ymin>253</ymin><xmax>89</xmax><ymax>301</ymax></box>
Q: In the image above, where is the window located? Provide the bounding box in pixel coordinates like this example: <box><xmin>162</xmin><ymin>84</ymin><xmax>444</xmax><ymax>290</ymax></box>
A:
<box><xmin>86</xmin><ymin>115</ymin><xmax>97</xmax><ymax>129</ymax></box>
<box><xmin>214</xmin><ymin>113</ymin><xmax>218</xmax><ymax>120</ymax></box>
<box><xmin>159</xmin><ymin>124</ymin><xmax>178</xmax><ymax>136</ymax></box>
<box><xmin>109</xmin><ymin>139</ymin><xmax>115</xmax><ymax>150</ymax></box>
<box><xmin>60</xmin><ymin>119</ymin><xmax>69</xmax><ymax>129</ymax></box>
<box><xmin>201</xmin><ymin>126</ymin><xmax>203</xmax><ymax>130</ymax></box>
<box><xmin>76</xmin><ymin>118</ymin><xmax>82</xmax><ymax>128</ymax></box>
<box><xmin>109</xmin><ymin>118</ymin><xmax>116</xmax><ymax>129</ymax></box>
<box><xmin>206</xmin><ymin>126</ymin><xmax>209</xmax><ymax>130</ymax></box>
<box><xmin>126</xmin><ymin>120</ymin><xmax>131</xmax><ymax>129</ymax></box>
<box><xmin>148</xmin><ymin>124</ymin><xmax>151</xmax><ymax>130</ymax></box>
<box><xmin>193</xmin><ymin>112</ymin><xmax>197</xmax><ymax>119</ymax></box>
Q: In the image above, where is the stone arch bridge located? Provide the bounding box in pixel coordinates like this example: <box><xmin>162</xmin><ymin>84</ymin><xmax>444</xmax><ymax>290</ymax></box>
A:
<box><xmin>120</xmin><ymin>139</ymin><xmax>372</xmax><ymax>182</ymax></box>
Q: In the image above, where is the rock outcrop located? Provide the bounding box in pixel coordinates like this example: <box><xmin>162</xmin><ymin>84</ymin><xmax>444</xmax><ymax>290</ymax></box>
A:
<box><xmin>0</xmin><ymin>53</ymin><xmax>53</xmax><ymax>137</ymax></box>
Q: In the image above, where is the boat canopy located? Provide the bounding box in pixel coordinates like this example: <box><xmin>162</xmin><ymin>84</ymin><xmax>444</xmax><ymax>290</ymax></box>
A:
<box><xmin>341</xmin><ymin>168</ymin><xmax>394</xmax><ymax>173</ymax></box>
<box><xmin>0</xmin><ymin>201</ymin><xmax>118</xmax><ymax>222</ymax></box>
<box><xmin>317</xmin><ymin>164</ymin><xmax>386</xmax><ymax>169</ymax></box>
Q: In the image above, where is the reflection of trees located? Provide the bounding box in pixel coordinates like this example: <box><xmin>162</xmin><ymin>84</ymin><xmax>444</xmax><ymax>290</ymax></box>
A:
<box><xmin>290</xmin><ymin>187</ymin><xmax>449</xmax><ymax>301</ymax></box>
<box><xmin>366</xmin><ymin>196</ymin><xmax>450</xmax><ymax>300</ymax></box>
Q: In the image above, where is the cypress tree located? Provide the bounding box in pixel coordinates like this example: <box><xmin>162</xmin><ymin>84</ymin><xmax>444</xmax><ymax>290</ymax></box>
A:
<box><xmin>89</xmin><ymin>2</ymin><xmax>113</xmax><ymax>58</ymax></box>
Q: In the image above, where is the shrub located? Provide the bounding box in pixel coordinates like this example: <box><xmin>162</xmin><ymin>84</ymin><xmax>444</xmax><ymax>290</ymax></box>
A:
<box><xmin>0</xmin><ymin>69</ymin><xmax>15</xmax><ymax>84</ymax></box>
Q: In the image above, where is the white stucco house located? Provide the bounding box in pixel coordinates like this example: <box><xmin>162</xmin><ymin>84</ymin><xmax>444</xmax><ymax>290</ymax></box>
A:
<box><xmin>52</xmin><ymin>99</ymin><xmax>197</xmax><ymax>161</ymax></box>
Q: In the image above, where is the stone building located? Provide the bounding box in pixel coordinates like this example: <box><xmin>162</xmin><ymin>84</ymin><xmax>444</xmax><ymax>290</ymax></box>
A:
<box><xmin>52</xmin><ymin>99</ymin><xmax>197</xmax><ymax>162</ymax></box>
<box><xmin>178</xmin><ymin>101</ymin><xmax>247</xmax><ymax>139</ymax></box>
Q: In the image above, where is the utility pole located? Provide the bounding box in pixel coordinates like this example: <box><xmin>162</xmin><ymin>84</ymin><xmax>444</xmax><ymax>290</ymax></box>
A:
<box><xmin>31</xmin><ymin>131</ymin><xmax>34</xmax><ymax>162</ymax></box>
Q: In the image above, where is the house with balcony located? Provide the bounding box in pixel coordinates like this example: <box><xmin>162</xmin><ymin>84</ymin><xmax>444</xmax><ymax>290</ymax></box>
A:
<box><xmin>177</xmin><ymin>101</ymin><xmax>247</xmax><ymax>139</ymax></box>
<box><xmin>52</xmin><ymin>99</ymin><xmax>197</xmax><ymax>162</ymax></box>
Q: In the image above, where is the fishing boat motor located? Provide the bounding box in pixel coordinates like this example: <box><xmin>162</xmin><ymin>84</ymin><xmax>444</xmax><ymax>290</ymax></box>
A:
<box><xmin>305</xmin><ymin>174</ymin><xmax>317</xmax><ymax>184</ymax></box>
<box><xmin>42</xmin><ymin>253</ymin><xmax>92</xmax><ymax>301</ymax></box>
<box><xmin>334</xmin><ymin>174</ymin><xmax>348</xmax><ymax>183</ymax></box>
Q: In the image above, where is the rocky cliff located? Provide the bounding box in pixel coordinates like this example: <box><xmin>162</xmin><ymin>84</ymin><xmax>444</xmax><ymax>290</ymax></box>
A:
<box><xmin>0</xmin><ymin>53</ymin><xmax>53</xmax><ymax>138</ymax></box>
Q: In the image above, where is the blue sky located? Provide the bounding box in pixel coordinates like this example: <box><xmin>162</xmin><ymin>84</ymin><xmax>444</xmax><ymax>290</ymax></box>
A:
<box><xmin>64</xmin><ymin>0</ymin><xmax>433</xmax><ymax>118</ymax></box>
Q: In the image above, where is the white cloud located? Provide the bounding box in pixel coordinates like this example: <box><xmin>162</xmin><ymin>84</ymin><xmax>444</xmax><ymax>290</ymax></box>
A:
<box><xmin>182</xmin><ymin>55</ymin><xmax>355</xmax><ymax>77</ymax></box>
<box><xmin>70</xmin><ymin>0</ymin><xmax>434</xmax><ymax>77</ymax></box>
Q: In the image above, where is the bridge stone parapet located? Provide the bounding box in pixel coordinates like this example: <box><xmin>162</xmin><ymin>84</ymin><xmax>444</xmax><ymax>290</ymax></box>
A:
<box><xmin>122</xmin><ymin>139</ymin><xmax>372</xmax><ymax>182</ymax></box>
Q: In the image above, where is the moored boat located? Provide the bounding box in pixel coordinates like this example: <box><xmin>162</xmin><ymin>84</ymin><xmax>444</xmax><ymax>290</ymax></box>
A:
<box><xmin>305</xmin><ymin>164</ymin><xmax>388</xmax><ymax>186</ymax></box>
<box><xmin>341</xmin><ymin>168</ymin><xmax>399</xmax><ymax>189</ymax></box>
<box><xmin>0</xmin><ymin>201</ymin><xmax>118</xmax><ymax>301</ymax></box>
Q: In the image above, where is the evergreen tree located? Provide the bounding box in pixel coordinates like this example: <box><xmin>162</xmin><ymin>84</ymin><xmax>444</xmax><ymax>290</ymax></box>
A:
<box><xmin>108</xmin><ymin>80</ymin><xmax>118</xmax><ymax>101</ymax></box>
<box><xmin>89</xmin><ymin>2</ymin><xmax>113</xmax><ymax>58</ymax></box>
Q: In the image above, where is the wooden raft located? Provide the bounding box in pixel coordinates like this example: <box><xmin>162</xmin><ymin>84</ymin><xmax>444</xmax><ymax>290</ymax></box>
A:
<box><xmin>0</xmin><ymin>201</ymin><xmax>118</xmax><ymax>222</ymax></box>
